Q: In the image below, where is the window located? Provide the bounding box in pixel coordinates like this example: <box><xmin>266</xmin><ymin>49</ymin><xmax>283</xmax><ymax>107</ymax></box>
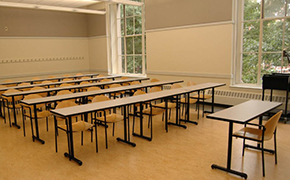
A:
<box><xmin>116</xmin><ymin>0</ymin><xmax>146</xmax><ymax>75</ymax></box>
<box><xmin>235</xmin><ymin>0</ymin><xmax>290</xmax><ymax>86</ymax></box>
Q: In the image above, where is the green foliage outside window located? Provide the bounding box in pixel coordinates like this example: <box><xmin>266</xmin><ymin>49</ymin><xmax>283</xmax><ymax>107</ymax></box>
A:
<box><xmin>241</xmin><ymin>0</ymin><xmax>290</xmax><ymax>84</ymax></box>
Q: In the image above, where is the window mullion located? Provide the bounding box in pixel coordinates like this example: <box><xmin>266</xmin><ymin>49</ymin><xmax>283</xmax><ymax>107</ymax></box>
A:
<box><xmin>257</xmin><ymin>1</ymin><xmax>264</xmax><ymax>85</ymax></box>
<box><xmin>123</xmin><ymin>5</ymin><xmax>127</xmax><ymax>74</ymax></box>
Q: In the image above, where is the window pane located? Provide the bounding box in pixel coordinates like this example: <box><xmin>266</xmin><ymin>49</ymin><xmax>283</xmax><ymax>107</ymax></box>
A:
<box><xmin>120</xmin><ymin>5</ymin><xmax>124</xmax><ymax>18</ymax></box>
<box><xmin>134</xmin><ymin>36</ymin><xmax>142</xmax><ymax>54</ymax></box>
<box><xmin>127</xmin><ymin>56</ymin><xmax>134</xmax><ymax>73</ymax></box>
<box><xmin>287</xmin><ymin>0</ymin><xmax>290</xmax><ymax>16</ymax></box>
<box><xmin>261</xmin><ymin>53</ymin><xmax>281</xmax><ymax>78</ymax></box>
<box><xmin>122</xmin><ymin>56</ymin><xmax>125</xmax><ymax>73</ymax></box>
<box><xmin>126</xmin><ymin>17</ymin><xmax>134</xmax><ymax>35</ymax></box>
<box><xmin>243</xmin><ymin>21</ymin><xmax>260</xmax><ymax>52</ymax></box>
<box><xmin>135</xmin><ymin>56</ymin><xmax>142</xmax><ymax>74</ymax></box>
<box><xmin>135</xmin><ymin>16</ymin><xmax>142</xmax><ymax>34</ymax></box>
<box><xmin>121</xmin><ymin>18</ymin><xmax>124</xmax><ymax>36</ymax></box>
<box><xmin>244</xmin><ymin>0</ymin><xmax>261</xmax><ymax>20</ymax></box>
<box><xmin>264</xmin><ymin>0</ymin><xmax>285</xmax><ymax>18</ymax></box>
<box><xmin>242</xmin><ymin>53</ymin><xmax>258</xmax><ymax>84</ymax></box>
<box><xmin>125</xmin><ymin>5</ymin><xmax>134</xmax><ymax>17</ymax></box>
<box><xmin>126</xmin><ymin>37</ymin><xmax>133</xmax><ymax>54</ymax></box>
<box><xmin>285</xmin><ymin>19</ymin><xmax>290</xmax><ymax>49</ymax></box>
<box><xmin>262</xmin><ymin>19</ymin><xmax>283</xmax><ymax>52</ymax></box>
<box><xmin>134</xmin><ymin>6</ymin><xmax>142</xmax><ymax>16</ymax></box>
<box><xmin>121</xmin><ymin>38</ymin><xmax>125</xmax><ymax>55</ymax></box>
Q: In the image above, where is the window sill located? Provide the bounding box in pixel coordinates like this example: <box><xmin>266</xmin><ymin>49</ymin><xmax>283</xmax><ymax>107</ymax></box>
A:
<box><xmin>230</xmin><ymin>84</ymin><xmax>262</xmax><ymax>90</ymax></box>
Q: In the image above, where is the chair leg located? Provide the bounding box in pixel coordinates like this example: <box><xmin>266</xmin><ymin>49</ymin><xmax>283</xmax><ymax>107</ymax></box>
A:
<box><xmin>81</xmin><ymin>131</ymin><xmax>83</xmax><ymax>146</ymax></box>
<box><xmin>54</xmin><ymin>117</ymin><xmax>58</xmax><ymax>153</ymax></box>
<box><xmin>262</xmin><ymin>141</ymin><xmax>265</xmax><ymax>177</ymax></box>
<box><xmin>150</xmin><ymin>115</ymin><xmax>153</xmax><ymax>140</ymax></box>
<box><xmin>46</xmin><ymin>117</ymin><xmax>49</xmax><ymax>132</ymax></box>
<box><xmin>22</xmin><ymin>108</ymin><xmax>26</xmax><ymax>137</ymax></box>
<box><xmin>112</xmin><ymin>123</ymin><xmax>115</xmax><ymax>136</ymax></box>
<box><xmin>95</xmin><ymin>125</ymin><xmax>98</xmax><ymax>153</ymax></box>
<box><xmin>242</xmin><ymin>138</ymin><xmax>246</xmax><ymax>156</ymax></box>
<box><xmin>274</xmin><ymin>132</ymin><xmax>277</xmax><ymax>164</ymax></box>
<box><xmin>7</xmin><ymin>107</ymin><xmax>11</xmax><ymax>127</ymax></box>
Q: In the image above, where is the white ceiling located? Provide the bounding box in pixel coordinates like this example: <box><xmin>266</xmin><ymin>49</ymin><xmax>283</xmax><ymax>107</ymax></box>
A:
<box><xmin>0</xmin><ymin>0</ymin><xmax>99</xmax><ymax>8</ymax></box>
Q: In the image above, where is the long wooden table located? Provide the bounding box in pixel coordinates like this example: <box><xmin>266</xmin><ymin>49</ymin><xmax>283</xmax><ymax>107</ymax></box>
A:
<box><xmin>20</xmin><ymin>80</ymin><xmax>183</xmax><ymax>144</ymax></box>
<box><xmin>0</xmin><ymin>73</ymin><xmax>99</xmax><ymax>86</ymax></box>
<box><xmin>2</xmin><ymin>77</ymin><xmax>149</xmax><ymax>129</ymax></box>
<box><xmin>0</xmin><ymin>75</ymin><xmax>121</xmax><ymax>92</ymax></box>
<box><xmin>206</xmin><ymin>100</ymin><xmax>281</xmax><ymax>179</ymax></box>
<box><xmin>50</xmin><ymin>82</ymin><xmax>225</xmax><ymax>165</ymax></box>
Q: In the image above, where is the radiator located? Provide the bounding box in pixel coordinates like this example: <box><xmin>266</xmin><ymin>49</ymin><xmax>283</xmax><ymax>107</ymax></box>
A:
<box><xmin>206</xmin><ymin>89</ymin><xmax>286</xmax><ymax>108</ymax></box>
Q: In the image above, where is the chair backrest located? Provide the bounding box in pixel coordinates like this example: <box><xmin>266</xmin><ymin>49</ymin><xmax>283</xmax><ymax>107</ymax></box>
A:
<box><xmin>0</xmin><ymin>85</ymin><xmax>6</xmax><ymax>95</ymax></box>
<box><xmin>4</xmin><ymin>79</ymin><xmax>13</xmax><ymax>83</ymax></box>
<box><xmin>76</xmin><ymin>73</ymin><xmax>83</xmax><ymax>76</ymax></box>
<box><xmin>133</xmin><ymin>90</ymin><xmax>146</xmax><ymax>96</ymax></box>
<box><xmin>87</xmin><ymin>86</ymin><xmax>101</xmax><ymax>91</ymax></box>
<box><xmin>81</xmin><ymin>76</ymin><xmax>90</xmax><ymax>80</ymax></box>
<box><xmin>18</xmin><ymin>82</ymin><xmax>31</xmax><ymax>86</ymax></box>
<box><xmin>150</xmin><ymin>78</ymin><xmax>160</xmax><ymax>82</ymax></box>
<box><xmin>187</xmin><ymin>81</ymin><xmax>196</xmax><ymax>86</ymax></box>
<box><xmin>30</xmin><ymin>86</ymin><xmax>47</xmax><ymax>97</ymax></box>
<box><xmin>110</xmin><ymin>84</ymin><xmax>122</xmax><ymax>88</ymax></box>
<box><xmin>59</xmin><ymin>83</ymin><xmax>72</xmax><ymax>88</ymax></box>
<box><xmin>92</xmin><ymin>95</ymin><xmax>110</xmax><ymax>103</ymax></box>
<box><xmin>130</xmin><ymin>81</ymin><xmax>141</xmax><ymax>85</ymax></box>
<box><xmin>56</xmin><ymin>100</ymin><xmax>77</xmax><ymax>109</ymax></box>
<box><xmin>171</xmin><ymin>84</ymin><xmax>182</xmax><ymax>89</ymax></box>
<box><xmin>22</xmin><ymin>94</ymin><xmax>44</xmax><ymax>109</ymax></box>
<box><xmin>80</xmin><ymin>81</ymin><xmax>90</xmax><ymax>85</ymax></box>
<box><xmin>63</xmin><ymin>74</ymin><xmax>71</xmax><ymax>77</ymax></box>
<box><xmin>56</xmin><ymin>90</ymin><xmax>73</xmax><ymax>96</ymax></box>
<box><xmin>97</xmin><ymin>75</ymin><xmax>105</xmax><ymax>78</ymax></box>
<box><xmin>41</xmin><ymin>80</ymin><xmax>53</xmax><ymax>85</ymax></box>
<box><xmin>63</xmin><ymin>78</ymin><xmax>73</xmax><ymax>82</ymax></box>
<box><xmin>150</xmin><ymin>86</ymin><xmax>162</xmax><ymax>93</ymax></box>
<box><xmin>3</xmin><ymin>89</ymin><xmax>23</xmax><ymax>102</ymax></box>
<box><xmin>264</xmin><ymin>110</ymin><xmax>283</xmax><ymax>140</ymax></box>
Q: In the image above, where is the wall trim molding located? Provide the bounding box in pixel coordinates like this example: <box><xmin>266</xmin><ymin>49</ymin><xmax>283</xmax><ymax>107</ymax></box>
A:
<box><xmin>0</xmin><ymin>36</ymin><xmax>89</xmax><ymax>39</ymax></box>
<box><xmin>88</xmin><ymin>35</ymin><xmax>108</xmax><ymax>39</ymax></box>
<box><xmin>146</xmin><ymin>21</ymin><xmax>234</xmax><ymax>33</ymax></box>
<box><xmin>147</xmin><ymin>70</ymin><xmax>232</xmax><ymax>79</ymax></box>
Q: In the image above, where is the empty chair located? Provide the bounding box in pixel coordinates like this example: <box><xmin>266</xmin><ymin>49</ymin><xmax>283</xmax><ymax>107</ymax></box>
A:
<box><xmin>30</xmin><ymin>86</ymin><xmax>47</xmax><ymax>97</ymax></box>
<box><xmin>18</xmin><ymin>82</ymin><xmax>31</xmax><ymax>91</ymax></box>
<box><xmin>233</xmin><ymin>111</ymin><xmax>282</xmax><ymax>177</ymax></box>
<box><xmin>79</xmin><ymin>81</ymin><xmax>91</xmax><ymax>92</ymax></box>
<box><xmin>120</xmin><ymin>76</ymin><xmax>130</xmax><ymax>86</ymax></box>
<box><xmin>2</xmin><ymin>89</ymin><xmax>23</xmax><ymax>127</ymax></box>
<box><xmin>91</xmin><ymin>95</ymin><xmax>123</xmax><ymax>149</ymax></box>
<box><xmin>132</xmin><ymin>90</ymin><xmax>165</xmax><ymax>140</ymax></box>
<box><xmin>4</xmin><ymin>79</ymin><xmax>15</xmax><ymax>87</ymax></box>
<box><xmin>47</xmin><ymin>75</ymin><xmax>58</xmax><ymax>82</ymax></box>
<box><xmin>41</xmin><ymin>80</ymin><xmax>54</xmax><ymax>88</ymax></box>
<box><xmin>101</xmin><ymin>79</ymin><xmax>112</xmax><ymax>89</ymax></box>
<box><xmin>87</xmin><ymin>86</ymin><xmax>101</xmax><ymax>101</ymax></box>
<box><xmin>109</xmin><ymin>84</ymin><xmax>125</xmax><ymax>99</ymax></box>
<box><xmin>187</xmin><ymin>81</ymin><xmax>211</xmax><ymax>117</ymax></box>
<box><xmin>21</xmin><ymin>94</ymin><xmax>51</xmax><ymax>137</ymax></box>
<box><xmin>53</xmin><ymin>100</ymin><xmax>96</xmax><ymax>153</ymax></box>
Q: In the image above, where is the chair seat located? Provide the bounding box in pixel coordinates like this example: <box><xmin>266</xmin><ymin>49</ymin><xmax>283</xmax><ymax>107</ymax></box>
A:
<box><xmin>143</xmin><ymin>107</ymin><xmax>166</xmax><ymax>116</ymax></box>
<box><xmin>96</xmin><ymin>113</ymin><xmax>123</xmax><ymax>123</ymax></box>
<box><xmin>59</xmin><ymin>121</ymin><xmax>93</xmax><ymax>132</ymax></box>
<box><xmin>233</xmin><ymin>127</ymin><xmax>263</xmax><ymax>141</ymax></box>
<box><xmin>31</xmin><ymin>110</ymin><xmax>51</xmax><ymax>118</ymax></box>
<box><xmin>154</xmin><ymin>102</ymin><xmax>176</xmax><ymax>109</ymax></box>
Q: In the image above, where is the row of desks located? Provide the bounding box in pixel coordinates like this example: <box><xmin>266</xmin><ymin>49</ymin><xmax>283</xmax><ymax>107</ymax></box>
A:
<box><xmin>0</xmin><ymin>75</ymin><xmax>121</xmax><ymax>92</ymax></box>
<box><xmin>1</xmin><ymin>77</ymin><xmax>150</xmax><ymax>129</ymax></box>
<box><xmin>49</xmin><ymin>82</ymin><xmax>225</xmax><ymax>165</ymax></box>
<box><xmin>0</xmin><ymin>73</ymin><xmax>100</xmax><ymax>86</ymax></box>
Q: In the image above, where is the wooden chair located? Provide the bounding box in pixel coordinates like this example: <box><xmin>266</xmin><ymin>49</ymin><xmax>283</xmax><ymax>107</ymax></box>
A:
<box><xmin>187</xmin><ymin>81</ymin><xmax>211</xmax><ymax>117</ymax></box>
<box><xmin>91</xmin><ymin>95</ymin><xmax>123</xmax><ymax>149</ymax></box>
<box><xmin>233</xmin><ymin>110</ymin><xmax>283</xmax><ymax>177</ymax></box>
<box><xmin>2</xmin><ymin>89</ymin><xmax>23</xmax><ymax>127</ymax></box>
<box><xmin>53</xmin><ymin>100</ymin><xmax>96</xmax><ymax>153</ymax></box>
<box><xmin>21</xmin><ymin>94</ymin><xmax>51</xmax><ymax>137</ymax></box>
<box><xmin>18</xmin><ymin>82</ymin><xmax>31</xmax><ymax>91</ymax></box>
<box><xmin>109</xmin><ymin>84</ymin><xmax>125</xmax><ymax>99</ymax></box>
<box><xmin>132</xmin><ymin>90</ymin><xmax>165</xmax><ymax>140</ymax></box>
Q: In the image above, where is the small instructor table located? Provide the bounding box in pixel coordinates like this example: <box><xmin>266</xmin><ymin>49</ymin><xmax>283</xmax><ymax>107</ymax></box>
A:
<box><xmin>206</xmin><ymin>100</ymin><xmax>281</xmax><ymax>179</ymax></box>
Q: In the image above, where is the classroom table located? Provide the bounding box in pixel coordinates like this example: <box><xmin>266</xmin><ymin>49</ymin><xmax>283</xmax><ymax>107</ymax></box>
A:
<box><xmin>0</xmin><ymin>75</ymin><xmax>121</xmax><ymax>92</ymax></box>
<box><xmin>20</xmin><ymin>80</ymin><xmax>184</xmax><ymax>144</ymax></box>
<box><xmin>2</xmin><ymin>77</ymin><xmax>149</xmax><ymax>129</ymax></box>
<box><xmin>0</xmin><ymin>73</ymin><xmax>99</xmax><ymax>86</ymax></box>
<box><xmin>50</xmin><ymin>82</ymin><xmax>225</xmax><ymax>165</ymax></box>
<box><xmin>206</xmin><ymin>100</ymin><xmax>281</xmax><ymax>179</ymax></box>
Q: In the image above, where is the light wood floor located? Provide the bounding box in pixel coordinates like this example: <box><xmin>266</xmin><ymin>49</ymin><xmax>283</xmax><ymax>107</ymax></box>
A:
<box><xmin>0</xmin><ymin>107</ymin><xmax>290</xmax><ymax>180</ymax></box>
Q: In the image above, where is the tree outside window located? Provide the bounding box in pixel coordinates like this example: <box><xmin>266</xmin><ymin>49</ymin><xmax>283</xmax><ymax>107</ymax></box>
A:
<box><xmin>238</xmin><ymin>0</ymin><xmax>290</xmax><ymax>85</ymax></box>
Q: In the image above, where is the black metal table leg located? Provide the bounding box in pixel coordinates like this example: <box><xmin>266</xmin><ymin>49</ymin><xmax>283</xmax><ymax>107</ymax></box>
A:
<box><xmin>179</xmin><ymin>92</ymin><xmax>198</xmax><ymax>125</ymax></box>
<box><xmin>117</xmin><ymin>105</ymin><xmax>136</xmax><ymax>147</ymax></box>
<box><xmin>32</xmin><ymin>104</ymin><xmax>45</xmax><ymax>144</ymax></box>
<box><xmin>167</xmin><ymin>96</ymin><xmax>187</xmax><ymax>128</ymax></box>
<box><xmin>11</xmin><ymin>96</ymin><xmax>20</xmax><ymax>129</ymax></box>
<box><xmin>211</xmin><ymin>122</ymin><xmax>248</xmax><ymax>179</ymax></box>
<box><xmin>64</xmin><ymin>116</ymin><xmax>82</xmax><ymax>166</ymax></box>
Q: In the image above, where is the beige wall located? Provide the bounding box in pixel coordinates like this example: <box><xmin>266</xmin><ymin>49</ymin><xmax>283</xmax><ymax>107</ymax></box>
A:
<box><xmin>88</xmin><ymin>36</ymin><xmax>108</xmax><ymax>74</ymax></box>
<box><xmin>146</xmin><ymin>23</ymin><xmax>232</xmax><ymax>88</ymax></box>
<box><xmin>0</xmin><ymin>7</ymin><xmax>88</xmax><ymax>37</ymax></box>
<box><xmin>145</xmin><ymin>0</ymin><xmax>232</xmax><ymax>30</ymax></box>
<box><xmin>0</xmin><ymin>37</ymin><xmax>90</xmax><ymax>79</ymax></box>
